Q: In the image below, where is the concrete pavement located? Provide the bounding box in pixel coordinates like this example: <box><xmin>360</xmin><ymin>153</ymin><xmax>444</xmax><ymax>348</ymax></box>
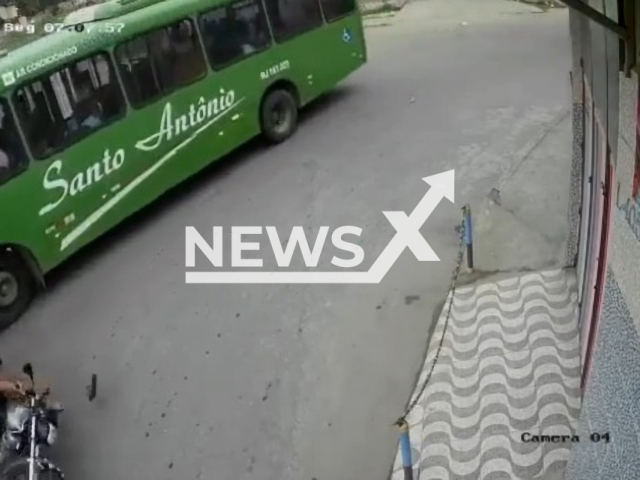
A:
<box><xmin>0</xmin><ymin>1</ymin><xmax>572</xmax><ymax>479</ymax></box>
<box><xmin>389</xmin><ymin>17</ymin><xmax>577</xmax><ymax>478</ymax></box>
<box><xmin>473</xmin><ymin>112</ymin><xmax>574</xmax><ymax>273</ymax></box>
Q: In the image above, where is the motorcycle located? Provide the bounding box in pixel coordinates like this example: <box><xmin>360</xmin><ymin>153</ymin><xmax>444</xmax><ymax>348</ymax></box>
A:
<box><xmin>0</xmin><ymin>363</ymin><xmax>97</xmax><ymax>480</ymax></box>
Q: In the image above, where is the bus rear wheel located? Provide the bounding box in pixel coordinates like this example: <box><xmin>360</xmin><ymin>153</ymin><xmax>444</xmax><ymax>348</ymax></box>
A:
<box><xmin>0</xmin><ymin>251</ymin><xmax>35</xmax><ymax>331</ymax></box>
<box><xmin>260</xmin><ymin>89</ymin><xmax>298</xmax><ymax>144</ymax></box>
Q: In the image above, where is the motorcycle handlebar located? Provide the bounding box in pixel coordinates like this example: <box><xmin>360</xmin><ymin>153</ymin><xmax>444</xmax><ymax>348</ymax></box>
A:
<box><xmin>12</xmin><ymin>385</ymin><xmax>51</xmax><ymax>404</ymax></box>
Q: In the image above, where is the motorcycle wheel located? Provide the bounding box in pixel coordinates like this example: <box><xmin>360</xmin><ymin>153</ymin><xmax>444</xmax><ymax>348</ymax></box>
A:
<box><xmin>0</xmin><ymin>459</ymin><xmax>64</xmax><ymax>480</ymax></box>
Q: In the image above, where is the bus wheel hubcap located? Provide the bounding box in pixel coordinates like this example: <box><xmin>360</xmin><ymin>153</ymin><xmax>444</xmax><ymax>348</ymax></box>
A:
<box><xmin>272</xmin><ymin>103</ymin><xmax>288</xmax><ymax>129</ymax></box>
<box><xmin>0</xmin><ymin>271</ymin><xmax>18</xmax><ymax>307</ymax></box>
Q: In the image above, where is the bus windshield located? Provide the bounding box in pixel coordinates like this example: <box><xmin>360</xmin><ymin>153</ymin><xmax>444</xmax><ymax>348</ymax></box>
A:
<box><xmin>0</xmin><ymin>99</ymin><xmax>27</xmax><ymax>187</ymax></box>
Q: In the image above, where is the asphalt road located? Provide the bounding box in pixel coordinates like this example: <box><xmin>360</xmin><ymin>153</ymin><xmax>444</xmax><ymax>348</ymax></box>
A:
<box><xmin>0</xmin><ymin>2</ymin><xmax>571</xmax><ymax>479</ymax></box>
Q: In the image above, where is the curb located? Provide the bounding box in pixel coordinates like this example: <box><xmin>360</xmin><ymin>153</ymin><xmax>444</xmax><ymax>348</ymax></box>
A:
<box><xmin>363</xmin><ymin>20</ymin><xmax>393</xmax><ymax>28</ymax></box>
<box><xmin>513</xmin><ymin>0</ymin><xmax>567</xmax><ymax>8</ymax></box>
<box><xmin>359</xmin><ymin>0</ymin><xmax>410</xmax><ymax>16</ymax></box>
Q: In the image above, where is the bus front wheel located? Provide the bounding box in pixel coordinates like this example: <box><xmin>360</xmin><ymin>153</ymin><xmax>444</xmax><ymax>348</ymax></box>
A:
<box><xmin>0</xmin><ymin>250</ymin><xmax>35</xmax><ymax>331</ymax></box>
<box><xmin>260</xmin><ymin>89</ymin><xmax>298</xmax><ymax>144</ymax></box>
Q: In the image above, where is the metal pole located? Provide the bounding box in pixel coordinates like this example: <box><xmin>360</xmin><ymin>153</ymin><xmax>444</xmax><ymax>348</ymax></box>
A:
<box><xmin>398</xmin><ymin>420</ymin><xmax>414</xmax><ymax>480</ymax></box>
<box><xmin>463</xmin><ymin>205</ymin><xmax>473</xmax><ymax>270</ymax></box>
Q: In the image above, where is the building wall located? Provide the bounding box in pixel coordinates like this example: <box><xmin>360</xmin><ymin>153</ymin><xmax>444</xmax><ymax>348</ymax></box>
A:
<box><xmin>566</xmin><ymin>10</ymin><xmax>584</xmax><ymax>265</ymax></box>
<box><xmin>565</xmin><ymin>268</ymin><xmax>640</xmax><ymax>479</ymax></box>
<box><xmin>564</xmin><ymin>1</ymin><xmax>640</xmax><ymax>478</ymax></box>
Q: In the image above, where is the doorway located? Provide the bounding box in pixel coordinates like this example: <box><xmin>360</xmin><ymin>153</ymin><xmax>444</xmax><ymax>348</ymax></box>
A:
<box><xmin>576</xmin><ymin>81</ymin><xmax>614</xmax><ymax>391</ymax></box>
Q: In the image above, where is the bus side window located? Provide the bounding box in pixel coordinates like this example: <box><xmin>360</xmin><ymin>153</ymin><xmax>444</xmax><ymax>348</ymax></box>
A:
<box><xmin>115</xmin><ymin>36</ymin><xmax>163</xmax><ymax>107</ymax></box>
<box><xmin>12</xmin><ymin>53</ymin><xmax>126</xmax><ymax>160</ymax></box>
<box><xmin>149</xmin><ymin>19</ymin><xmax>207</xmax><ymax>91</ymax></box>
<box><xmin>320</xmin><ymin>0</ymin><xmax>355</xmax><ymax>21</ymax></box>
<box><xmin>198</xmin><ymin>0</ymin><xmax>271</xmax><ymax>69</ymax></box>
<box><xmin>0</xmin><ymin>99</ymin><xmax>28</xmax><ymax>187</ymax></box>
<box><xmin>117</xmin><ymin>18</ymin><xmax>207</xmax><ymax>107</ymax></box>
<box><xmin>263</xmin><ymin>0</ymin><xmax>323</xmax><ymax>42</ymax></box>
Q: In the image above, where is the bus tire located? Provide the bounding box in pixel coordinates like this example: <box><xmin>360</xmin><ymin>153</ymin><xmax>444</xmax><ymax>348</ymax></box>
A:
<box><xmin>260</xmin><ymin>89</ymin><xmax>298</xmax><ymax>144</ymax></box>
<box><xmin>0</xmin><ymin>250</ymin><xmax>35</xmax><ymax>331</ymax></box>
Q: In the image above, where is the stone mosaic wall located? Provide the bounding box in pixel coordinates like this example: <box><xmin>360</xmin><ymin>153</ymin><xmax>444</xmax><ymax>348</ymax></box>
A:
<box><xmin>564</xmin><ymin>46</ymin><xmax>640</xmax><ymax>480</ymax></box>
<box><xmin>565</xmin><ymin>103</ymin><xmax>583</xmax><ymax>267</ymax></box>
<box><xmin>564</xmin><ymin>269</ymin><xmax>640</xmax><ymax>480</ymax></box>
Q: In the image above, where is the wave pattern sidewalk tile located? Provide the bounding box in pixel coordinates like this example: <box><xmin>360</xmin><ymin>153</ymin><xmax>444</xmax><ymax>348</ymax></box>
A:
<box><xmin>391</xmin><ymin>269</ymin><xmax>581</xmax><ymax>480</ymax></box>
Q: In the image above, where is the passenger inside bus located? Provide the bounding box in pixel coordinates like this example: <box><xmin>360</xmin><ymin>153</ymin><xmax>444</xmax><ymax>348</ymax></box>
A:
<box><xmin>116</xmin><ymin>37</ymin><xmax>162</xmax><ymax>105</ymax></box>
<box><xmin>167</xmin><ymin>20</ymin><xmax>205</xmax><ymax>85</ymax></box>
<box><xmin>79</xmin><ymin>101</ymin><xmax>104</xmax><ymax>130</ymax></box>
<box><xmin>201</xmin><ymin>5</ymin><xmax>261</xmax><ymax>67</ymax></box>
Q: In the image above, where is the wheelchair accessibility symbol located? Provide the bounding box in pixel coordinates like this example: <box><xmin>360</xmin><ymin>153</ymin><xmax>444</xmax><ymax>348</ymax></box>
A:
<box><xmin>342</xmin><ymin>28</ymin><xmax>353</xmax><ymax>43</ymax></box>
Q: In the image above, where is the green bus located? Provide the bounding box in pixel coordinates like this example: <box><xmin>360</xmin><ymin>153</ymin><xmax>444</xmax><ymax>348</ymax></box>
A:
<box><xmin>0</xmin><ymin>0</ymin><xmax>367</xmax><ymax>328</ymax></box>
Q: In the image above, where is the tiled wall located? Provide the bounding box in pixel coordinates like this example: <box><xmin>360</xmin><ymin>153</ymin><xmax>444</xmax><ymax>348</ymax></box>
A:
<box><xmin>564</xmin><ymin>270</ymin><xmax>640</xmax><ymax>480</ymax></box>
<box><xmin>565</xmin><ymin>53</ymin><xmax>640</xmax><ymax>480</ymax></box>
<box><xmin>610</xmin><ymin>73</ymin><xmax>640</xmax><ymax>329</ymax></box>
<box><xmin>565</xmin><ymin>7</ymin><xmax>583</xmax><ymax>267</ymax></box>
<box><xmin>615</xmin><ymin>73</ymin><xmax>638</xmax><ymax>206</ymax></box>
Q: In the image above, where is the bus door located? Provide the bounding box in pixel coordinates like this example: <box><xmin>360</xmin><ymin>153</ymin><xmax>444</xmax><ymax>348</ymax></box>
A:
<box><xmin>257</xmin><ymin>0</ymin><xmax>330</xmax><ymax>101</ymax></box>
<box><xmin>12</xmin><ymin>52</ymin><xmax>129</xmax><ymax>256</ymax></box>
<box><xmin>0</xmin><ymin>98</ymin><xmax>37</xmax><ymax>255</ymax></box>
<box><xmin>316</xmin><ymin>0</ymin><xmax>366</xmax><ymax>85</ymax></box>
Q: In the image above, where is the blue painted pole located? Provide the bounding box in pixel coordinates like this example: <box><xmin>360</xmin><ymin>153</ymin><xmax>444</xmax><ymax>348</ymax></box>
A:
<box><xmin>463</xmin><ymin>205</ymin><xmax>473</xmax><ymax>270</ymax></box>
<box><xmin>398</xmin><ymin>420</ymin><xmax>414</xmax><ymax>480</ymax></box>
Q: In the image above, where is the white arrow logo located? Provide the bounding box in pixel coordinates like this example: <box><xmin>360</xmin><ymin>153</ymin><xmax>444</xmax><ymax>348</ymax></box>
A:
<box><xmin>185</xmin><ymin>170</ymin><xmax>455</xmax><ymax>284</ymax></box>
